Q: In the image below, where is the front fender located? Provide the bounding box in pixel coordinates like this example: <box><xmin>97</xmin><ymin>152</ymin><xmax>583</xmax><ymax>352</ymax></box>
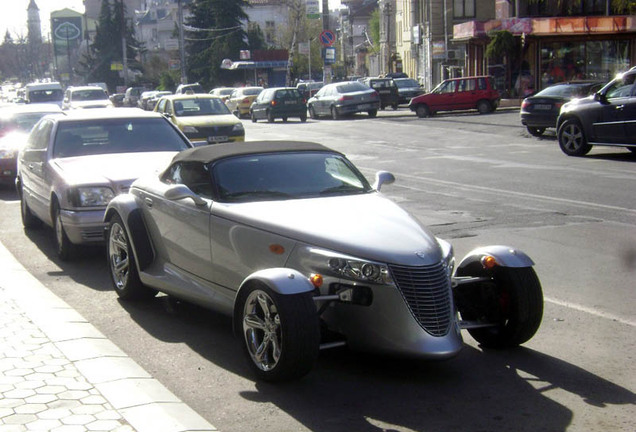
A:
<box><xmin>238</xmin><ymin>268</ymin><xmax>315</xmax><ymax>297</ymax></box>
<box><xmin>456</xmin><ymin>245</ymin><xmax>535</xmax><ymax>277</ymax></box>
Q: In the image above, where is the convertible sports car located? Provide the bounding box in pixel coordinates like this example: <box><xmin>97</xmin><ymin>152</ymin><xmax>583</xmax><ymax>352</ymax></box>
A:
<box><xmin>104</xmin><ymin>141</ymin><xmax>543</xmax><ymax>381</ymax></box>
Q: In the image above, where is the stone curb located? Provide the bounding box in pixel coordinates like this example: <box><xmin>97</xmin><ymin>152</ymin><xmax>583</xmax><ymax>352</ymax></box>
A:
<box><xmin>0</xmin><ymin>240</ymin><xmax>217</xmax><ymax>432</ymax></box>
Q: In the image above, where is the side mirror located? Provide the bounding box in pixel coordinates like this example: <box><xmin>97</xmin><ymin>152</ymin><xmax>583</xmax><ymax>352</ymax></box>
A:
<box><xmin>373</xmin><ymin>171</ymin><xmax>395</xmax><ymax>191</ymax></box>
<box><xmin>164</xmin><ymin>184</ymin><xmax>208</xmax><ymax>206</ymax></box>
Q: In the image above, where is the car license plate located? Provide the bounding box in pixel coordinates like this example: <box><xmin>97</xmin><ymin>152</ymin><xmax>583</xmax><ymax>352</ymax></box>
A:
<box><xmin>285</xmin><ymin>100</ymin><xmax>296</xmax><ymax>105</ymax></box>
<box><xmin>534</xmin><ymin>104</ymin><xmax>552</xmax><ymax>110</ymax></box>
<box><xmin>358</xmin><ymin>103</ymin><xmax>372</xmax><ymax>109</ymax></box>
<box><xmin>379</xmin><ymin>90</ymin><xmax>390</xmax><ymax>94</ymax></box>
<box><xmin>208</xmin><ymin>136</ymin><xmax>228</xmax><ymax>143</ymax></box>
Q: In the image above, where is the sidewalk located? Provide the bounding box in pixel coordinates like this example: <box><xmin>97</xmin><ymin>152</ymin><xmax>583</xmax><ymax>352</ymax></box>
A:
<box><xmin>0</xmin><ymin>241</ymin><xmax>217</xmax><ymax>432</ymax></box>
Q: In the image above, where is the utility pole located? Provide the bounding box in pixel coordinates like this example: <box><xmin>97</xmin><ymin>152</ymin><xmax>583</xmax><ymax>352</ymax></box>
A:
<box><xmin>322</xmin><ymin>0</ymin><xmax>331</xmax><ymax>83</ymax></box>
<box><xmin>178</xmin><ymin>0</ymin><xmax>187</xmax><ymax>84</ymax></box>
<box><xmin>120</xmin><ymin>0</ymin><xmax>128</xmax><ymax>87</ymax></box>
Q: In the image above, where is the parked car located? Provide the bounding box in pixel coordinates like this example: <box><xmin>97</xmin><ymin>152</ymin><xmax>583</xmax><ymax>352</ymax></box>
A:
<box><xmin>249</xmin><ymin>87</ymin><xmax>307</xmax><ymax>123</ymax></box>
<box><xmin>556</xmin><ymin>68</ymin><xmax>636</xmax><ymax>156</ymax></box>
<box><xmin>296</xmin><ymin>81</ymin><xmax>323</xmax><ymax>100</ymax></box>
<box><xmin>361</xmin><ymin>77</ymin><xmax>399</xmax><ymax>110</ymax></box>
<box><xmin>225</xmin><ymin>87</ymin><xmax>264</xmax><ymax>118</ymax></box>
<box><xmin>137</xmin><ymin>91</ymin><xmax>158</xmax><ymax>110</ymax></box>
<box><xmin>0</xmin><ymin>104</ymin><xmax>62</xmax><ymax>185</ymax></box>
<box><xmin>104</xmin><ymin>140</ymin><xmax>544</xmax><ymax>382</ymax></box>
<box><xmin>123</xmin><ymin>86</ymin><xmax>147</xmax><ymax>107</ymax></box>
<box><xmin>145</xmin><ymin>91</ymin><xmax>172</xmax><ymax>111</ymax></box>
<box><xmin>175</xmin><ymin>83</ymin><xmax>205</xmax><ymax>94</ymax></box>
<box><xmin>209</xmin><ymin>87</ymin><xmax>235</xmax><ymax>102</ymax></box>
<box><xmin>409</xmin><ymin>76</ymin><xmax>500</xmax><ymax>117</ymax></box>
<box><xmin>109</xmin><ymin>93</ymin><xmax>125</xmax><ymax>107</ymax></box>
<box><xmin>16</xmin><ymin>109</ymin><xmax>192</xmax><ymax>260</ymax></box>
<box><xmin>62</xmin><ymin>86</ymin><xmax>113</xmax><ymax>110</ymax></box>
<box><xmin>394</xmin><ymin>78</ymin><xmax>424</xmax><ymax>104</ymax></box>
<box><xmin>154</xmin><ymin>94</ymin><xmax>244</xmax><ymax>145</ymax></box>
<box><xmin>520</xmin><ymin>81</ymin><xmax>604</xmax><ymax>136</ymax></box>
<box><xmin>307</xmin><ymin>81</ymin><xmax>380</xmax><ymax>119</ymax></box>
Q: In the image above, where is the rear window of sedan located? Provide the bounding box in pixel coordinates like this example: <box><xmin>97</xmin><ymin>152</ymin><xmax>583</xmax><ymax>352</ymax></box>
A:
<box><xmin>211</xmin><ymin>152</ymin><xmax>372</xmax><ymax>202</ymax></box>
<box><xmin>173</xmin><ymin>98</ymin><xmax>231</xmax><ymax>117</ymax></box>
<box><xmin>52</xmin><ymin>118</ymin><xmax>190</xmax><ymax>158</ymax></box>
<box><xmin>535</xmin><ymin>83</ymin><xmax>602</xmax><ymax>98</ymax></box>
<box><xmin>335</xmin><ymin>82</ymin><xmax>370</xmax><ymax>94</ymax></box>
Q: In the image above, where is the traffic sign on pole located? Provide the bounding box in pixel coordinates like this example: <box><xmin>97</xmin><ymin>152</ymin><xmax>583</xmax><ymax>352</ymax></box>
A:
<box><xmin>319</xmin><ymin>29</ymin><xmax>336</xmax><ymax>47</ymax></box>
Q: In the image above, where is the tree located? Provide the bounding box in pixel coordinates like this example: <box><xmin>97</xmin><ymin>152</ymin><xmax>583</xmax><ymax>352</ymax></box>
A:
<box><xmin>184</xmin><ymin>0</ymin><xmax>249</xmax><ymax>89</ymax></box>
<box><xmin>486</xmin><ymin>30</ymin><xmax>516</xmax><ymax>96</ymax></box>
<box><xmin>527</xmin><ymin>0</ymin><xmax>635</xmax><ymax>14</ymax></box>
<box><xmin>79</xmin><ymin>0</ymin><xmax>142</xmax><ymax>89</ymax></box>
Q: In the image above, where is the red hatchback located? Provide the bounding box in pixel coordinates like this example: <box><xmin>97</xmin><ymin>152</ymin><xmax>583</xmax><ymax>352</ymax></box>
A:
<box><xmin>409</xmin><ymin>76</ymin><xmax>500</xmax><ymax>117</ymax></box>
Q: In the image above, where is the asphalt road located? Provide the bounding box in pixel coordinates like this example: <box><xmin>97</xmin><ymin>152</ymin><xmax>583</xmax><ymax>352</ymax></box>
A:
<box><xmin>0</xmin><ymin>107</ymin><xmax>634</xmax><ymax>432</ymax></box>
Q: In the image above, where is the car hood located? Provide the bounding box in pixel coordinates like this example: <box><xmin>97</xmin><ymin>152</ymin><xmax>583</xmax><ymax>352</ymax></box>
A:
<box><xmin>52</xmin><ymin>152</ymin><xmax>176</xmax><ymax>188</ymax></box>
<box><xmin>175</xmin><ymin>114</ymin><xmax>240</xmax><ymax>127</ymax></box>
<box><xmin>215</xmin><ymin>193</ymin><xmax>443</xmax><ymax>266</ymax></box>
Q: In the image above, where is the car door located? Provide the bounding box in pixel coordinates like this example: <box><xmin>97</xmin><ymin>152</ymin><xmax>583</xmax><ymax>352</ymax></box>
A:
<box><xmin>145</xmin><ymin>161</ymin><xmax>213</xmax><ymax>284</ymax></box>
<box><xmin>430</xmin><ymin>80</ymin><xmax>457</xmax><ymax>111</ymax></box>
<box><xmin>19</xmin><ymin>118</ymin><xmax>55</xmax><ymax>223</ymax></box>
<box><xmin>591</xmin><ymin>76</ymin><xmax>633</xmax><ymax>143</ymax></box>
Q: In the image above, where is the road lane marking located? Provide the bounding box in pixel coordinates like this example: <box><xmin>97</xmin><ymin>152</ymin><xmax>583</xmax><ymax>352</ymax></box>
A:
<box><xmin>545</xmin><ymin>296</ymin><xmax>636</xmax><ymax>327</ymax></box>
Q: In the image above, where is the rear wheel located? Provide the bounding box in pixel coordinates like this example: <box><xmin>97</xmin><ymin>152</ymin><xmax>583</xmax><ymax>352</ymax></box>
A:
<box><xmin>456</xmin><ymin>267</ymin><xmax>543</xmax><ymax>348</ymax></box>
<box><xmin>526</xmin><ymin>126</ymin><xmax>546</xmax><ymax>137</ymax></box>
<box><xmin>236</xmin><ymin>283</ymin><xmax>320</xmax><ymax>382</ymax></box>
<box><xmin>391</xmin><ymin>103</ymin><xmax>398</xmax><ymax>110</ymax></box>
<box><xmin>267</xmin><ymin>110</ymin><xmax>275</xmax><ymax>123</ymax></box>
<box><xmin>558</xmin><ymin>118</ymin><xmax>591</xmax><ymax>156</ymax></box>
<box><xmin>107</xmin><ymin>214</ymin><xmax>156</xmax><ymax>301</ymax></box>
<box><xmin>477</xmin><ymin>100</ymin><xmax>492</xmax><ymax>114</ymax></box>
<box><xmin>251</xmin><ymin>112</ymin><xmax>257</xmax><ymax>123</ymax></box>
<box><xmin>415</xmin><ymin>104</ymin><xmax>430</xmax><ymax>118</ymax></box>
<box><xmin>300</xmin><ymin>112</ymin><xmax>307</xmax><ymax>122</ymax></box>
<box><xmin>368</xmin><ymin>109</ymin><xmax>377</xmax><ymax>118</ymax></box>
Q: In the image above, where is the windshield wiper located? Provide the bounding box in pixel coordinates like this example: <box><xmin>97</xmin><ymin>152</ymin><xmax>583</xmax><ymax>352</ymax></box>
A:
<box><xmin>319</xmin><ymin>184</ymin><xmax>364</xmax><ymax>196</ymax></box>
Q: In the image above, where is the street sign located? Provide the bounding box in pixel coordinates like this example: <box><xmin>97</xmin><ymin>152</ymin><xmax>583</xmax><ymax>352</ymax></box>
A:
<box><xmin>319</xmin><ymin>29</ymin><xmax>336</xmax><ymax>47</ymax></box>
<box><xmin>323</xmin><ymin>47</ymin><xmax>336</xmax><ymax>64</ymax></box>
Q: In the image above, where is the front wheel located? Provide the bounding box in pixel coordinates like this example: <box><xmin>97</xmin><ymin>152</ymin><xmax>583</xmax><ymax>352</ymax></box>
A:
<box><xmin>415</xmin><ymin>104</ymin><xmax>430</xmax><ymax>118</ymax></box>
<box><xmin>107</xmin><ymin>214</ymin><xmax>156</xmax><ymax>300</ymax></box>
<box><xmin>53</xmin><ymin>202</ymin><xmax>75</xmax><ymax>261</ymax></box>
<box><xmin>457</xmin><ymin>267</ymin><xmax>543</xmax><ymax>348</ymax></box>
<box><xmin>309</xmin><ymin>106</ymin><xmax>317</xmax><ymax>119</ymax></box>
<box><xmin>236</xmin><ymin>284</ymin><xmax>320</xmax><ymax>382</ymax></box>
<box><xmin>526</xmin><ymin>126</ymin><xmax>546</xmax><ymax>137</ymax></box>
<box><xmin>558</xmin><ymin>119</ymin><xmax>592</xmax><ymax>156</ymax></box>
<box><xmin>20</xmin><ymin>184</ymin><xmax>40</xmax><ymax>229</ymax></box>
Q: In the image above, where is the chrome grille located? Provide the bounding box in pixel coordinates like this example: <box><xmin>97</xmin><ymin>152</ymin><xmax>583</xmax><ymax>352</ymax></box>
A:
<box><xmin>389</xmin><ymin>262</ymin><xmax>452</xmax><ymax>337</ymax></box>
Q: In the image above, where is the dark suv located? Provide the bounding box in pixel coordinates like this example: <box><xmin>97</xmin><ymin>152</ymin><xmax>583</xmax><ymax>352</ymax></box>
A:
<box><xmin>362</xmin><ymin>77</ymin><xmax>399</xmax><ymax>110</ymax></box>
<box><xmin>556</xmin><ymin>67</ymin><xmax>636</xmax><ymax>156</ymax></box>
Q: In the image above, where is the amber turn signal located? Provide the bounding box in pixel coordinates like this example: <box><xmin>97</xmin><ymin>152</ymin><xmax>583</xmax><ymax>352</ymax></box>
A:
<box><xmin>481</xmin><ymin>255</ymin><xmax>498</xmax><ymax>269</ymax></box>
<box><xmin>310</xmin><ymin>274</ymin><xmax>323</xmax><ymax>288</ymax></box>
<box><xmin>269</xmin><ymin>244</ymin><xmax>285</xmax><ymax>255</ymax></box>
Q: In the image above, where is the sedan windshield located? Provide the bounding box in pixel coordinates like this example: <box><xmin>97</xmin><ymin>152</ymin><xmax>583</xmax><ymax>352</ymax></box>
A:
<box><xmin>52</xmin><ymin>118</ymin><xmax>190</xmax><ymax>158</ymax></box>
<box><xmin>73</xmin><ymin>89</ymin><xmax>108</xmax><ymax>101</ymax></box>
<box><xmin>173</xmin><ymin>98</ymin><xmax>231</xmax><ymax>117</ymax></box>
<box><xmin>213</xmin><ymin>152</ymin><xmax>372</xmax><ymax>202</ymax></box>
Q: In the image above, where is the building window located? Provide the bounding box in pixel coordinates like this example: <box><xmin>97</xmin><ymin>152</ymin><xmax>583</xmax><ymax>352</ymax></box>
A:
<box><xmin>453</xmin><ymin>0</ymin><xmax>475</xmax><ymax>18</ymax></box>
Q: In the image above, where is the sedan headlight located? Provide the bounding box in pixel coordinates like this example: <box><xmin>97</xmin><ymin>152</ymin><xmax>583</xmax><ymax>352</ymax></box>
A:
<box><xmin>71</xmin><ymin>187</ymin><xmax>115</xmax><ymax>207</ymax></box>
<box><xmin>182</xmin><ymin>126</ymin><xmax>198</xmax><ymax>134</ymax></box>
<box><xmin>303</xmin><ymin>247</ymin><xmax>393</xmax><ymax>285</ymax></box>
<box><xmin>232</xmin><ymin>123</ymin><xmax>244</xmax><ymax>133</ymax></box>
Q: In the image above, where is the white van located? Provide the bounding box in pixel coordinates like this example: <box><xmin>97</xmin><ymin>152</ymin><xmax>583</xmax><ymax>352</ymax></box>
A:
<box><xmin>25</xmin><ymin>82</ymin><xmax>64</xmax><ymax>106</ymax></box>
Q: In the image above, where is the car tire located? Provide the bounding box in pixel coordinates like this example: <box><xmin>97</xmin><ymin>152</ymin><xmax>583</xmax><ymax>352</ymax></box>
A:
<box><xmin>368</xmin><ymin>109</ymin><xmax>377</xmax><ymax>118</ymax></box>
<box><xmin>53</xmin><ymin>201</ymin><xmax>75</xmax><ymax>261</ymax></box>
<box><xmin>267</xmin><ymin>110</ymin><xmax>275</xmax><ymax>123</ymax></box>
<box><xmin>19</xmin><ymin>184</ymin><xmax>40</xmax><ymax>229</ymax></box>
<box><xmin>282</xmin><ymin>117</ymin><xmax>288</xmax><ymax>122</ymax></box>
<box><xmin>236</xmin><ymin>283</ymin><xmax>320</xmax><ymax>382</ymax></box>
<box><xmin>628</xmin><ymin>147</ymin><xmax>636</xmax><ymax>154</ymax></box>
<box><xmin>331</xmin><ymin>106</ymin><xmax>340</xmax><ymax>120</ymax></box>
<box><xmin>526</xmin><ymin>126</ymin><xmax>546</xmax><ymax>137</ymax></box>
<box><xmin>309</xmin><ymin>106</ymin><xmax>317</xmax><ymax>119</ymax></box>
<box><xmin>107</xmin><ymin>214</ymin><xmax>157</xmax><ymax>301</ymax></box>
<box><xmin>391</xmin><ymin>103</ymin><xmax>398</xmax><ymax>110</ymax></box>
<box><xmin>557</xmin><ymin>118</ymin><xmax>592</xmax><ymax>156</ymax></box>
<box><xmin>459</xmin><ymin>267</ymin><xmax>543</xmax><ymax>348</ymax></box>
<box><xmin>477</xmin><ymin>100</ymin><xmax>492</xmax><ymax>114</ymax></box>
<box><xmin>251</xmin><ymin>112</ymin><xmax>257</xmax><ymax>123</ymax></box>
<box><xmin>415</xmin><ymin>104</ymin><xmax>430</xmax><ymax>118</ymax></box>
<box><xmin>300</xmin><ymin>112</ymin><xmax>307</xmax><ymax>122</ymax></box>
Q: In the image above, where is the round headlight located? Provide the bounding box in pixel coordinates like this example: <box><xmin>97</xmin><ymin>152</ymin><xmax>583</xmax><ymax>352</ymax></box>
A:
<box><xmin>361</xmin><ymin>263</ymin><xmax>379</xmax><ymax>279</ymax></box>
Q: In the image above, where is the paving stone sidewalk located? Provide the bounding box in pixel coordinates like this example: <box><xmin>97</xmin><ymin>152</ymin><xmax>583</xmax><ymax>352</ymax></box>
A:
<box><xmin>0</xmin><ymin>241</ymin><xmax>217</xmax><ymax>432</ymax></box>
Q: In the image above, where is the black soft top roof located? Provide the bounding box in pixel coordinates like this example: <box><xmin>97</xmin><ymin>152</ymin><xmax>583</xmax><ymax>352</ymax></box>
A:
<box><xmin>171</xmin><ymin>141</ymin><xmax>338</xmax><ymax>165</ymax></box>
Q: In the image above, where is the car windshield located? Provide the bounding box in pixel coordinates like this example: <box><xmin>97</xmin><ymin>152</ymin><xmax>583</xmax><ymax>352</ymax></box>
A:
<box><xmin>28</xmin><ymin>89</ymin><xmax>63</xmax><ymax>103</ymax></box>
<box><xmin>52</xmin><ymin>118</ymin><xmax>190</xmax><ymax>158</ymax></box>
<box><xmin>395</xmin><ymin>79</ymin><xmax>419</xmax><ymax>88</ymax></box>
<box><xmin>212</xmin><ymin>152</ymin><xmax>372</xmax><ymax>203</ymax></box>
<box><xmin>535</xmin><ymin>83</ymin><xmax>597</xmax><ymax>98</ymax></box>
<box><xmin>335</xmin><ymin>82</ymin><xmax>369</xmax><ymax>94</ymax></box>
<box><xmin>173</xmin><ymin>98</ymin><xmax>231</xmax><ymax>116</ymax></box>
<box><xmin>0</xmin><ymin>112</ymin><xmax>58</xmax><ymax>134</ymax></box>
<box><xmin>242</xmin><ymin>88</ymin><xmax>263</xmax><ymax>96</ymax></box>
<box><xmin>73</xmin><ymin>89</ymin><xmax>108</xmax><ymax>101</ymax></box>
<box><xmin>368</xmin><ymin>80</ymin><xmax>395</xmax><ymax>89</ymax></box>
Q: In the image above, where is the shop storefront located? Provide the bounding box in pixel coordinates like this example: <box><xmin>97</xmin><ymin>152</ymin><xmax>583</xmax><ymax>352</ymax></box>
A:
<box><xmin>455</xmin><ymin>16</ymin><xmax>636</xmax><ymax>97</ymax></box>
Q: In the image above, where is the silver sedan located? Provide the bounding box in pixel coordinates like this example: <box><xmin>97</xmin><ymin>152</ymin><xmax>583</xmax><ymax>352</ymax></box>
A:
<box><xmin>308</xmin><ymin>81</ymin><xmax>381</xmax><ymax>119</ymax></box>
